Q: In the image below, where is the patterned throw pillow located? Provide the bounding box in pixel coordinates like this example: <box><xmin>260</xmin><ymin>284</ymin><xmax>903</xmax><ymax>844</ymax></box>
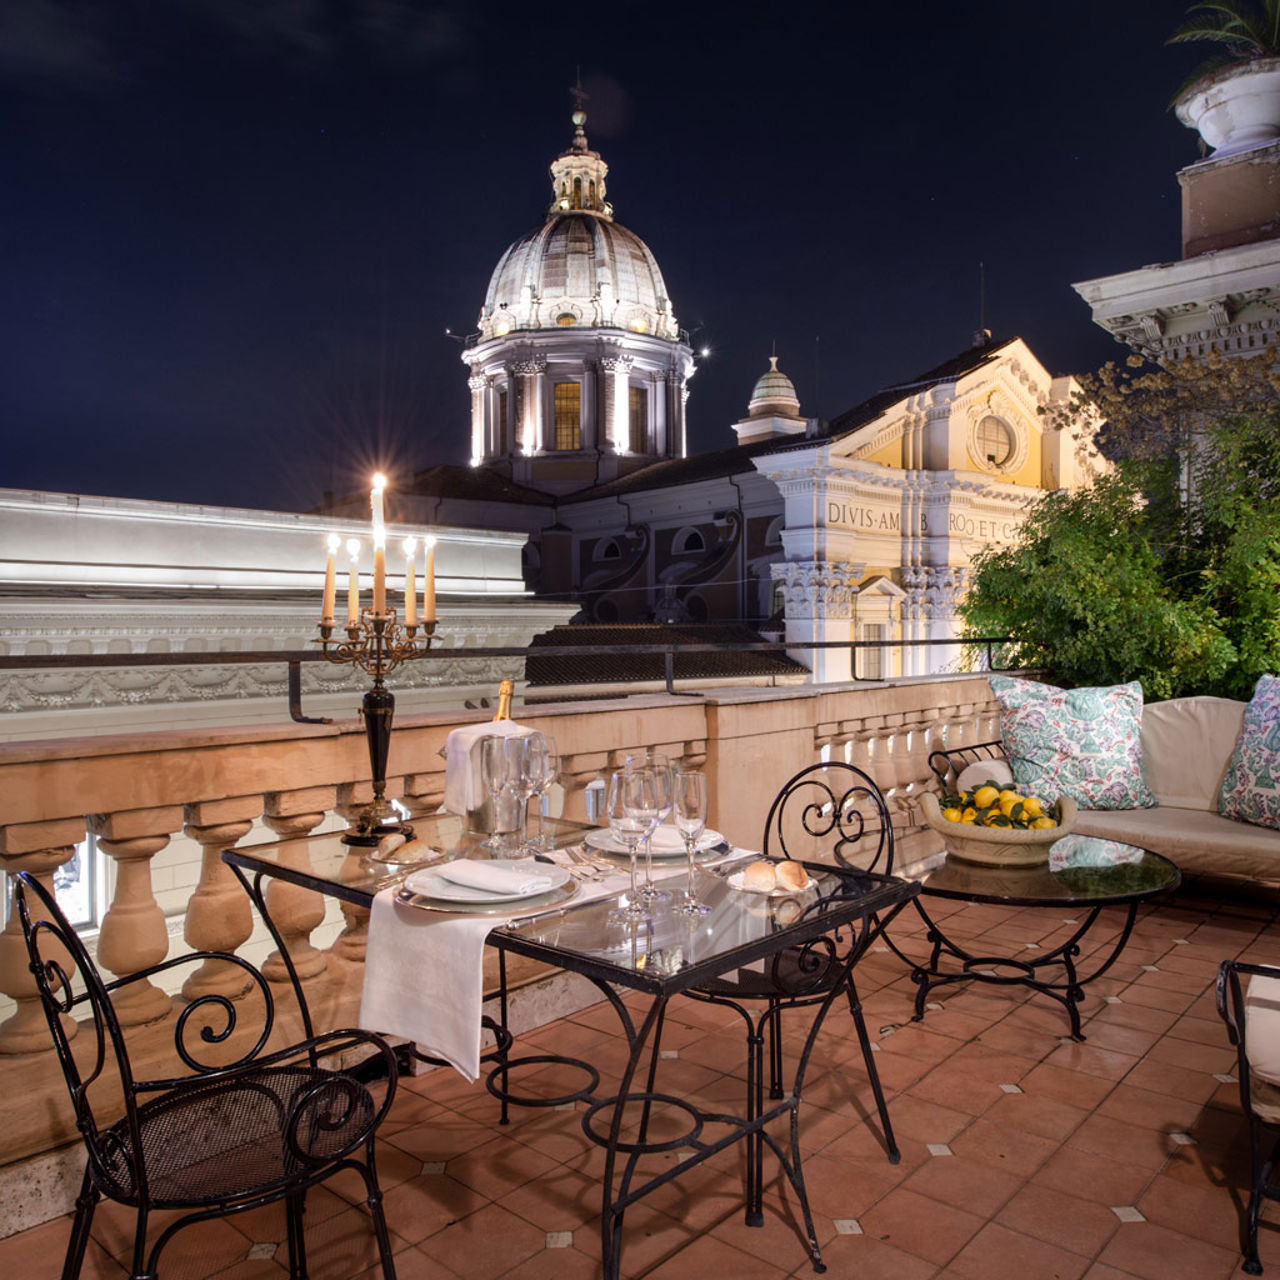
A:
<box><xmin>1218</xmin><ymin>675</ymin><xmax>1280</xmax><ymax>831</ymax></box>
<box><xmin>988</xmin><ymin>675</ymin><xmax>1158</xmax><ymax>810</ymax></box>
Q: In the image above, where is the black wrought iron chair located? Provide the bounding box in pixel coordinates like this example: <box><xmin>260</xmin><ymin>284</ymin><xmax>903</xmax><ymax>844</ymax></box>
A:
<box><xmin>1218</xmin><ymin>958</ymin><xmax>1280</xmax><ymax>1274</ymax></box>
<box><xmin>14</xmin><ymin>870</ymin><xmax>400</xmax><ymax>1280</ymax></box>
<box><xmin>684</xmin><ymin>762</ymin><xmax>903</xmax><ymax>1167</ymax></box>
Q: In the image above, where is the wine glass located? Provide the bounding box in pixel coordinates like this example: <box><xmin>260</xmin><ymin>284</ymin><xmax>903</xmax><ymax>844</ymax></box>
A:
<box><xmin>480</xmin><ymin>735</ymin><xmax>516</xmax><ymax>855</ymax></box>
<box><xmin>625</xmin><ymin>751</ymin><xmax>674</xmax><ymax>905</ymax></box>
<box><xmin>605</xmin><ymin>769</ymin><xmax>651</xmax><ymax>919</ymax></box>
<box><xmin>508</xmin><ymin>732</ymin><xmax>546</xmax><ymax>858</ymax></box>
<box><xmin>529</xmin><ymin>734</ymin><xmax>559</xmax><ymax>852</ymax></box>
<box><xmin>673</xmin><ymin>769</ymin><xmax>710</xmax><ymax>916</ymax></box>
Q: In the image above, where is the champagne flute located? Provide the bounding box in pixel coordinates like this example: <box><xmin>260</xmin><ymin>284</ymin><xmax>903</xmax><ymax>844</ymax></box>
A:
<box><xmin>674</xmin><ymin>769</ymin><xmax>710</xmax><ymax>916</ymax></box>
<box><xmin>605</xmin><ymin>769</ymin><xmax>651</xmax><ymax>919</ymax></box>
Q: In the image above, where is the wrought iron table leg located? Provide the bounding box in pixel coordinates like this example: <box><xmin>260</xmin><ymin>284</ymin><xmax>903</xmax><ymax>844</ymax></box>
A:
<box><xmin>904</xmin><ymin>898</ymin><xmax>1145</xmax><ymax>1042</ymax></box>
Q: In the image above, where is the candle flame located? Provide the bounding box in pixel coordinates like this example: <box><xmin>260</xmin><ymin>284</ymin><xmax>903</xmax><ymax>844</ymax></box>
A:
<box><xmin>424</xmin><ymin>534</ymin><xmax>437</xmax><ymax>549</ymax></box>
<box><xmin>326</xmin><ymin>532</ymin><xmax>342</xmax><ymax>554</ymax></box>
<box><xmin>372</xmin><ymin>473</ymin><xmax>387</xmax><ymax>492</ymax></box>
<box><xmin>346</xmin><ymin>538</ymin><xmax>361</xmax><ymax>560</ymax></box>
<box><xmin>402</xmin><ymin>536</ymin><xmax>417</xmax><ymax>557</ymax></box>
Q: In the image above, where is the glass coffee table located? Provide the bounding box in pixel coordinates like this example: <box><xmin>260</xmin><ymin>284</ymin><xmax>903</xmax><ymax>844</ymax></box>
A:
<box><xmin>886</xmin><ymin>839</ymin><xmax>1180</xmax><ymax>1040</ymax></box>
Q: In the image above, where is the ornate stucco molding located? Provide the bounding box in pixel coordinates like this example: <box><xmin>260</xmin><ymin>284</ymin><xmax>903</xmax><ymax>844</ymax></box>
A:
<box><xmin>769</xmin><ymin>561</ymin><xmax>866</xmax><ymax>620</ymax></box>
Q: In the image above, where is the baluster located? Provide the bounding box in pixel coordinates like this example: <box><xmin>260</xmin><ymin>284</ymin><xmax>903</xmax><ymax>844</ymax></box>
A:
<box><xmin>557</xmin><ymin>753</ymin><xmax>609</xmax><ymax>824</ymax></box>
<box><xmin>181</xmin><ymin>801</ymin><xmax>261</xmax><ymax>1001</ymax></box>
<box><xmin>0</xmin><ymin>842</ymin><xmax>81</xmax><ymax>1055</ymax></box>
<box><xmin>90</xmin><ymin>809</ymin><xmax>183</xmax><ymax>1026</ymax></box>
<box><xmin>260</xmin><ymin>802</ymin><xmax>329</xmax><ymax>983</ymax></box>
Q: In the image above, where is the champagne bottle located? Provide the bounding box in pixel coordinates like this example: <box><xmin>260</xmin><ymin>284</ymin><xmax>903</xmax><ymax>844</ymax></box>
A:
<box><xmin>492</xmin><ymin>679</ymin><xmax>514</xmax><ymax>721</ymax></box>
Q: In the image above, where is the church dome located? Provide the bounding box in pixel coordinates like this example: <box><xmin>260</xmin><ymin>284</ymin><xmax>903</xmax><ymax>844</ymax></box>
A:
<box><xmin>747</xmin><ymin>356</ymin><xmax>801</xmax><ymax>419</ymax></box>
<box><xmin>476</xmin><ymin>108</ymin><xmax>680</xmax><ymax>342</ymax></box>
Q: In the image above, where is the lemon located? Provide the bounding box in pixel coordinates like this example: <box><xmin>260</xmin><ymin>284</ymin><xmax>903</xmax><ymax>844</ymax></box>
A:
<box><xmin>961</xmin><ymin>807</ymin><xmax>977</xmax><ymax>823</ymax></box>
<box><xmin>941</xmin><ymin>807</ymin><xmax>963</xmax><ymax>823</ymax></box>
<box><xmin>998</xmin><ymin>792</ymin><xmax>1022</xmax><ymax>816</ymax></box>
<box><xmin>973</xmin><ymin>785</ymin><xmax>1000</xmax><ymax>810</ymax></box>
<box><xmin>1030</xmin><ymin>816</ymin><xmax>1056</xmax><ymax>829</ymax></box>
<box><xmin>1022</xmin><ymin>796</ymin><xmax>1044</xmax><ymax>818</ymax></box>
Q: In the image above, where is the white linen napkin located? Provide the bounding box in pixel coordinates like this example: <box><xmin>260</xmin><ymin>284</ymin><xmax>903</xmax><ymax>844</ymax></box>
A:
<box><xmin>359</xmin><ymin>889</ymin><xmax>496</xmax><ymax>1081</ymax></box>
<box><xmin>429</xmin><ymin>860</ymin><xmax>553</xmax><ymax>896</ymax></box>
<box><xmin>442</xmin><ymin>721</ymin><xmax>532</xmax><ymax>815</ymax></box>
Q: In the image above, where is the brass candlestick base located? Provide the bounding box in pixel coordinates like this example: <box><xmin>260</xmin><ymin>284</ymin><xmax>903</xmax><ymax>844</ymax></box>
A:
<box><xmin>317</xmin><ymin>611</ymin><xmax>437</xmax><ymax>848</ymax></box>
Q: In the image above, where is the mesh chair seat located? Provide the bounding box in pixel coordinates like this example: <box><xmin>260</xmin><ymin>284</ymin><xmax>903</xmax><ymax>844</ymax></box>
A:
<box><xmin>97</xmin><ymin>1066</ymin><xmax>378</xmax><ymax>1206</ymax></box>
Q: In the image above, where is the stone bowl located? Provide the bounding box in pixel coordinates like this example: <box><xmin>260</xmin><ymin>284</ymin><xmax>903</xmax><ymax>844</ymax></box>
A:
<box><xmin>918</xmin><ymin>791</ymin><xmax>1078</xmax><ymax>868</ymax></box>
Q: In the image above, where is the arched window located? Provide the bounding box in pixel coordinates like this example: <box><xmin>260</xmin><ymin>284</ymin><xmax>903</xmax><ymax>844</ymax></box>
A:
<box><xmin>594</xmin><ymin>538</ymin><xmax>621</xmax><ymax>562</ymax></box>
<box><xmin>573</xmin><ymin>177</ymin><xmax>582</xmax><ymax>209</ymax></box>
<box><xmin>672</xmin><ymin>526</ymin><xmax>705</xmax><ymax>556</ymax></box>
<box><xmin>765</xmin><ymin>515</ymin><xmax>784</xmax><ymax>547</ymax></box>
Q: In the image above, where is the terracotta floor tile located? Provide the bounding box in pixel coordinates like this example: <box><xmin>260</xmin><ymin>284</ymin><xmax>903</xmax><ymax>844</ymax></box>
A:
<box><xmin>996</xmin><ymin>1182</ymin><xmax>1121</xmax><ymax>1257</ymax></box>
<box><xmin>1032</xmin><ymin>1145</ymin><xmax>1157</xmax><ymax>1208</ymax></box>
<box><xmin>859</xmin><ymin>1186</ymin><xmax>983</xmax><ymax>1266</ymax></box>
<box><xmin>1044</xmin><ymin>1040</ymin><xmax>1141</xmax><ymax>1083</ymax></box>
<box><xmin>1136</xmin><ymin>1172</ymin><xmax>1245</xmax><ymax>1252</ymax></box>
<box><xmin>415</xmin><ymin>1202</ymin><xmax>548</xmax><ymax>1280</ymax></box>
<box><xmin>1094</xmin><ymin>1082</ymin><xmax>1207</xmax><ymax>1132</ymax></box>
<box><xmin>1067</xmin><ymin>1112</ymin><xmax>1184</xmax><ymax>1173</ymax></box>
<box><xmin>1021</xmin><ymin>1061</ymin><xmax>1117</xmax><ymax>1110</ymax></box>
<box><xmin>980</xmin><ymin>1089</ymin><xmax>1090</xmax><ymax>1143</ymax></box>
<box><xmin>1097</xmin><ymin>1221</ymin><xmax>1239</xmax><ymax>1280</ymax></box>
<box><xmin>903</xmin><ymin>1152</ymin><xmax>1025</xmax><ymax>1218</ymax></box>
<box><xmin>949</xmin><ymin>1114</ymin><xmax>1061</xmax><ymax>1177</ymax></box>
<box><xmin>946</xmin><ymin>1221</ymin><xmax>1090</xmax><ymax>1280</ymax></box>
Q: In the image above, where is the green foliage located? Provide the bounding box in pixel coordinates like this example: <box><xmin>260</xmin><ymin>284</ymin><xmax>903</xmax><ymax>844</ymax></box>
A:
<box><xmin>1169</xmin><ymin>1</ymin><xmax>1280</xmax><ymax>58</ymax></box>
<box><xmin>962</xmin><ymin>354</ymin><xmax>1280</xmax><ymax>701</ymax></box>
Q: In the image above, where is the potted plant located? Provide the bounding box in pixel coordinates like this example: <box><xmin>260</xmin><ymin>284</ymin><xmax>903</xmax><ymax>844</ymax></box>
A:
<box><xmin>1170</xmin><ymin>1</ymin><xmax>1280</xmax><ymax>156</ymax></box>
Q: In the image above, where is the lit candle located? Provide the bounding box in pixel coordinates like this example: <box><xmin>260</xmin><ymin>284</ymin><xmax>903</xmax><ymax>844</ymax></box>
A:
<box><xmin>346</xmin><ymin>538</ymin><xmax>361</xmax><ymax>625</ymax></box>
<box><xmin>321</xmin><ymin>532</ymin><xmax>340</xmax><ymax>624</ymax></box>
<box><xmin>370</xmin><ymin>473</ymin><xmax>386</xmax><ymax>541</ymax></box>
<box><xmin>373</xmin><ymin>538</ymin><xmax>387</xmax><ymax>615</ymax></box>
<box><xmin>423</xmin><ymin>534</ymin><xmax>436</xmax><ymax>623</ymax></box>
<box><xmin>403</xmin><ymin>536</ymin><xmax>417</xmax><ymax>627</ymax></box>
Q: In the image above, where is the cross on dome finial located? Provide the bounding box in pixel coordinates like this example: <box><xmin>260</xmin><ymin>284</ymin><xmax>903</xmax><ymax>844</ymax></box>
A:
<box><xmin>548</xmin><ymin>78</ymin><xmax>611</xmax><ymax>218</ymax></box>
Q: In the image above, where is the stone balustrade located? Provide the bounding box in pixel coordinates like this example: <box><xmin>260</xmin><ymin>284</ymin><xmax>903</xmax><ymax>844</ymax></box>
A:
<box><xmin>0</xmin><ymin>674</ymin><xmax>998</xmax><ymax>1237</ymax></box>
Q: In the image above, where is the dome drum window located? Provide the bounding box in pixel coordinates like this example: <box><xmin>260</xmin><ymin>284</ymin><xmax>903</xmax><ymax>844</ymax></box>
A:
<box><xmin>672</xmin><ymin>526</ymin><xmax>705</xmax><ymax>556</ymax></box>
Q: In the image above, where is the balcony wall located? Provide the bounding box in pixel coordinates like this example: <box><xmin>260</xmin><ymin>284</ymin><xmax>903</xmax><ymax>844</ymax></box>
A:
<box><xmin>0</xmin><ymin>673</ymin><xmax>999</xmax><ymax>1237</ymax></box>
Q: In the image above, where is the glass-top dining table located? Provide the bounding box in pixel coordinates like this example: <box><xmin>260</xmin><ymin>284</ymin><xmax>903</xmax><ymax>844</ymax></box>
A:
<box><xmin>224</xmin><ymin>814</ymin><xmax>919</xmax><ymax>1279</ymax></box>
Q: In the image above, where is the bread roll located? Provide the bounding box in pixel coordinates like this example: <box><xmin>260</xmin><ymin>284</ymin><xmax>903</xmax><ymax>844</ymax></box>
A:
<box><xmin>741</xmin><ymin>860</ymin><xmax>777</xmax><ymax>891</ymax></box>
<box><xmin>774</xmin><ymin>860</ymin><xmax>809</xmax><ymax>892</ymax></box>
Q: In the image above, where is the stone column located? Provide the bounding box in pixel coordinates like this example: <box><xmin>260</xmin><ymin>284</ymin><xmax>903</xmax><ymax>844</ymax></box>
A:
<box><xmin>260</xmin><ymin>790</ymin><xmax>335</xmax><ymax>984</ymax></box>
<box><xmin>89</xmin><ymin>808</ymin><xmax>183</xmax><ymax>1026</ymax></box>
<box><xmin>0</xmin><ymin>819</ymin><xmax>85</xmax><ymax>1055</ymax></box>
<box><xmin>653</xmin><ymin>372</ymin><xmax>668</xmax><ymax>455</ymax></box>
<box><xmin>181</xmin><ymin>796</ymin><xmax>263</xmax><ymax>1001</ymax></box>
<box><xmin>468</xmin><ymin>374</ymin><xmax>487</xmax><ymax>463</ymax></box>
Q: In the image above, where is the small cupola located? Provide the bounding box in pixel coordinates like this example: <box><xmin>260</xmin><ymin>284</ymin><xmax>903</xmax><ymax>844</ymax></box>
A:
<box><xmin>733</xmin><ymin>354</ymin><xmax>807</xmax><ymax>444</ymax></box>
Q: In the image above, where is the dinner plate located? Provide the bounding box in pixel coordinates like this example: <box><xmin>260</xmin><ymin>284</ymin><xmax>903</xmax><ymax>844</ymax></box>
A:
<box><xmin>583</xmin><ymin>827</ymin><xmax>726</xmax><ymax>859</ymax></box>
<box><xmin>727</xmin><ymin>869</ymin><xmax>818</xmax><ymax>897</ymax></box>
<box><xmin>402</xmin><ymin>860</ymin><xmax>572</xmax><ymax>904</ymax></box>
<box><xmin>396</xmin><ymin>875</ymin><xmax>578</xmax><ymax>917</ymax></box>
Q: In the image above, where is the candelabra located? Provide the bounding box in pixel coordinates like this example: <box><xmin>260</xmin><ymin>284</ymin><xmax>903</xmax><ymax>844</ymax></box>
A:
<box><xmin>318</xmin><ymin>609</ymin><xmax>436</xmax><ymax>846</ymax></box>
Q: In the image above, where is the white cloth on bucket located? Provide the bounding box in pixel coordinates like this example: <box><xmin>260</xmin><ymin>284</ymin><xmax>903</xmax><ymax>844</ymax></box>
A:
<box><xmin>442</xmin><ymin>720</ymin><xmax>532</xmax><ymax>815</ymax></box>
<box><xmin>359</xmin><ymin>889</ymin><xmax>497</xmax><ymax>1082</ymax></box>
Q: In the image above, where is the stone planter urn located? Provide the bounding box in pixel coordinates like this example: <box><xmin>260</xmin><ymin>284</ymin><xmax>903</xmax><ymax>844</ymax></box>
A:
<box><xmin>1175</xmin><ymin>56</ymin><xmax>1280</xmax><ymax>157</ymax></box>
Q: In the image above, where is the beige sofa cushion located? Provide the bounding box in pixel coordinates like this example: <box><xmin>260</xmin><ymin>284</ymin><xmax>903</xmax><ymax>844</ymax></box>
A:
<box><xmin>1139</xmin><ymin>696</ymin><xmax>1245</xmax><ymax>811</ymax></box>
<box><xmin>1073</xmin><ymin>806</ymin><xmax>1280</xmax><ymax>880</ymax></box>
<box><xmin>1246</xmin><ymin>974</ymin><xmax>1280</xmax><ymax>1093</ymax></box>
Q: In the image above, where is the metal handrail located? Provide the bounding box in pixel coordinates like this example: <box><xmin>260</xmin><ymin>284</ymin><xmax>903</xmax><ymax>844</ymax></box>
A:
<box><xmin>0</xmin><ymin>636</ymin><xmax>1016</xmax><ymax>722</ymax></box>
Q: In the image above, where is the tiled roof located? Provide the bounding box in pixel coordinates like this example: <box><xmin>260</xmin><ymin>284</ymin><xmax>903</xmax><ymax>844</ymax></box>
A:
<box><xmin>402</xmin><ymin>465</ymin><xmax>557</xmax><ymax>505</ymax></box>
<box><xmin>524</xmin><ymin>623</ymin><xmax>805</xmax><ymax>686</ymax></box>
<box><xmin>828</xmin><ymin>336</ymin><xmax>1016</xmax><ymax>435</ymax></box>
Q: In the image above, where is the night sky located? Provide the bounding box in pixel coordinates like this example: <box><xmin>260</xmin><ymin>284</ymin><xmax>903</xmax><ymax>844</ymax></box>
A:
<box><xmin>1</xmin><ymin>1</ymin><xmax>1211</xmax><ymax>514</ymax></box>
